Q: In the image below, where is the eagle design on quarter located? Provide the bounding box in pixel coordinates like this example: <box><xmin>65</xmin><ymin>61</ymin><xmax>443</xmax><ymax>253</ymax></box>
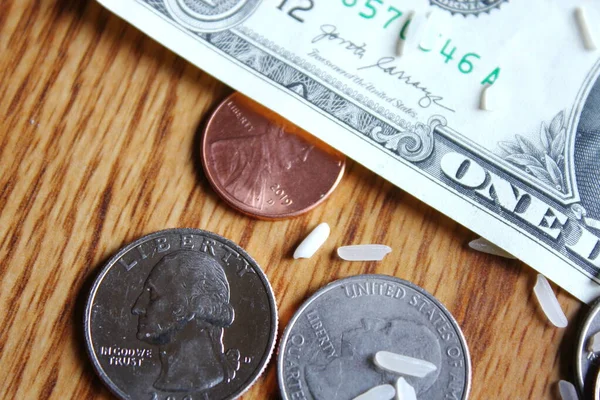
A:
<box><xmin>132</xmin><ymin>250</ymin><xmax>241</xmax><ymax>392</ymax></box>
<box><xmin>429</xmin><ymin>0</ymin><xmax>507</xmax><ymax>16</ymax></box>
<box><xmin>163</xmin><ymin>0</ymin><xmax>262</xmax><ymax>32</ymax></box>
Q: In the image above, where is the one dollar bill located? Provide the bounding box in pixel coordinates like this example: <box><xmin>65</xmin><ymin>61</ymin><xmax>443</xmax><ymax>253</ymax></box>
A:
<box><xmin>98</xmin><ymin>0</ymin><xmax>600</xmax><ymax>303</ymax></box>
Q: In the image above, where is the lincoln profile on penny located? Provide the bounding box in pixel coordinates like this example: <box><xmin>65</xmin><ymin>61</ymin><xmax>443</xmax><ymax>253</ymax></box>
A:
<box><xmin>132</xmin><ymin>250</ymin><xmax>240</xmax><ymax>392</ymax></box>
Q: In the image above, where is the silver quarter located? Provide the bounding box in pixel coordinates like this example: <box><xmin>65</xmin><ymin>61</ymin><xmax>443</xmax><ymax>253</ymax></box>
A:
<box><xmin>576</xmin><ymin>298</ymin><xmax>600</xmax><ymax>396</ymax></box>
<box><xmin>277</xmin><ymin>275</ymin><xmax>471</xmax><ymax>400</ymax></box>
<box><xmin>595</xmin><ymin>369</ymin><xmax>600</xmax><ymax>400</ymax></box>
<box><xmin>164</xmin><ymin>0</ymin><xmax>262</xmax><ymax>32</ymax></box>
<box><xmin>84</xmin><ymin>228</ymin><xmax>277</xmax><ymax>400</ymax></box>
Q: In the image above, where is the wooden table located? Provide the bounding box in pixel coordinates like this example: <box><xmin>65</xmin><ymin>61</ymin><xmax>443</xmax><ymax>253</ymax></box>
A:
<box><xmin>0</xmin><ymin>1</ymin><xmax>585</xmax><ymax>399</ymax></box>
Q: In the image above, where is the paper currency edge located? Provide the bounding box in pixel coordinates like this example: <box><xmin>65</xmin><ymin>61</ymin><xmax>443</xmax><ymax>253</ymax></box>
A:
<box><xmin>97</xmin><ymin>0</ymin><xmax>600</xmax><ymax>303</ymax></box>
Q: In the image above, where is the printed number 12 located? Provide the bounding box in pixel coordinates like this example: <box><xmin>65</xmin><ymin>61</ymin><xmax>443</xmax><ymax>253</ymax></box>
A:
<box><xmin>277</xmin><ymin>0</ymin><xmax>315</xmax><ymax>23</ymax></box>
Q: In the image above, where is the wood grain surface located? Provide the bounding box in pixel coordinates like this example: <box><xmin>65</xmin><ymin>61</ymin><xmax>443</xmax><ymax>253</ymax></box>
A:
<box><xmin>0</xmin><ymin>1</ymin><xmax>587</xmax><ymax>399</ymax></box>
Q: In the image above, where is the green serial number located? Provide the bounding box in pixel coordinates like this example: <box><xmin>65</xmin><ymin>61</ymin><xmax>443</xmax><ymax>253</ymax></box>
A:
<box><xmin>341</xmin><ymin>0</ymin><xmax>501</xmax><ymax>85</ymax></box>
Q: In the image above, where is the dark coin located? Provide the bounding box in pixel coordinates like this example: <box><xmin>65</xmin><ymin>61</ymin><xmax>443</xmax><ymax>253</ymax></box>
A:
<box><xmin>576</xmin><ymin>299</ymin><xmax>600</xmax><ymax>396</ymax></box>
<box><xmin>202</xmin><ymin>92</ymin><xmax>345</xmax><ymax>219</ymax></box>
<box><xmin>85</xmin><ymin>228</ymin><xmax>278</xmax><ymax>400</ymax></box>
<box><xmin>595</xmin><ymin>369</ymin><xmax>600</xmax><ymax>400</ymax></box>
<box><xmin>278</xmin><ymin>275</ymin><xmax>471</xmax><ymax>400</ymax></box>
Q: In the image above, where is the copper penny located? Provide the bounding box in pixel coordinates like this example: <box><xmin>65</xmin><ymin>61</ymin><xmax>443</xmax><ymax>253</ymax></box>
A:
<box><xmin>202</xmin><ymin>92</ymin><xmax>345</xmax><ymax>219</ymax></box>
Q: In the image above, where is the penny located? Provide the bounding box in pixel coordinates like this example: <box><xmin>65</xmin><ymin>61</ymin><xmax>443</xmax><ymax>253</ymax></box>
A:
<box><xmin>202</xmin><ymin>92</ymin><xmax>345</xmax><ymax>219</ymax></box>
<box><xmin>277</xmin><ymin>275</ymin><xmax>471</xmax><ymax>400</ymax></box>
<box><xmin>576</xmin><ymin>299</ymin><xmax>600</xmax><ymax>397</ymax></box>
<box><xmin>84</xmin><ymin>228</ymin><xmax>277</xmax><ymax>400</ymax></box>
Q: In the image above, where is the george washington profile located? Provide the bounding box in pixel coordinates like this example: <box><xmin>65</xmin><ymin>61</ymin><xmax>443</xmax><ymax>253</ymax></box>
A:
<box><xmin>132</xmin><ymin>250</ymin><xmax>240</xmax><ymax>392</ymax></box>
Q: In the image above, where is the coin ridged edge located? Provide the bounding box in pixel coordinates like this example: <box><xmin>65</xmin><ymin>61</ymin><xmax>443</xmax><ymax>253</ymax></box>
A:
<box><xmin>575</xmin><ymin>297</ymin><xmax>600</xmax><ymax>392</ymax></box>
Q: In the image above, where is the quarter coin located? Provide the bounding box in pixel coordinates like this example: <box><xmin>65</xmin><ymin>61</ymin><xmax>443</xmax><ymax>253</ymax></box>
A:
<box><xmin>84</xmin><ymin>228</ymin><xmax>278</xmax><ymax>400</ymax></box>
<box><xmin>277</xmin><ymin>275</ymin><xmax>471</xmax><ymax>400</ymax></box>
<box><xmin>595</xmin><ymin>369</ymin><xmax>600</xmax><ymax>400</ymax></box>
<box><xmin>202</xmin><ymin>92</ymin><xmax>345</xmax><ymax>219</ymax></box>
<box><xmin>576</xmin><ymin>298</ymin><xmax>600</xmax><ymax>396</ymax></box>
